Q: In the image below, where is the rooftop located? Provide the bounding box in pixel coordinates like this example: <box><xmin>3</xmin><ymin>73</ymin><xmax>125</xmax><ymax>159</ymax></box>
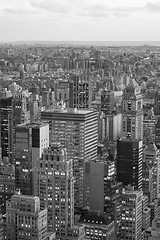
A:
<box><xmin>42</xmin><ymin>108</ymin><xmax>94</xmax><ymax>115</ymax></box>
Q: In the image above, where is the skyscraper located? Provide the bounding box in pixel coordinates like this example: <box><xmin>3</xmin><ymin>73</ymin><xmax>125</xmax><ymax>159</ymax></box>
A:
<box><xmin>122</xmin><ymin>79</ymin><xmax>143</xmax><ymax>140</ymax></box>
<box><xmin>35</xmin><ymin>143</ymin><xmax>85</xmax><ymax>239</ymax></box>
<box><xmin>117</xmin><ymin>138</ymin><xmax>143</xmax><ymax>190</ymax></box>
<box><xmin>41</xmin><ymin>109</ymin><xmax>98</xmax><ymax>208</ymax></box>
<box><xmin>15</xmin><ymin>122</ymin><xmax>49</xmax><ymax>195</ymax></box>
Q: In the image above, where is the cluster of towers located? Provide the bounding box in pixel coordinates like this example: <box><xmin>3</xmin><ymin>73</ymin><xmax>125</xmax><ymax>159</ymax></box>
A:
<box><xmin>0</xmin><ymin>75</ymin><xmax>160</xmax><ymax>240</ymax></box>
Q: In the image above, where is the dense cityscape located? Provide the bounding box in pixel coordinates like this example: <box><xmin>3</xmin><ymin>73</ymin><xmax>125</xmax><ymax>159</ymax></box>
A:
<box><xmin>0</xmin><ymin>42</ymin><xmax>160</xmax><ymax>239</ymax></box>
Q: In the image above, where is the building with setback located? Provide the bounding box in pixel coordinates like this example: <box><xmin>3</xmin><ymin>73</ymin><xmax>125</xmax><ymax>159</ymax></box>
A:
<box><xmin>41</xmin><ymin>108</ymin><xmax>98</xmax><ymax>209</ymax></box>
<box><xmin>35</xmin><ymin>143</ymin><xmax>85</xmax><ymax>240</ymax></box>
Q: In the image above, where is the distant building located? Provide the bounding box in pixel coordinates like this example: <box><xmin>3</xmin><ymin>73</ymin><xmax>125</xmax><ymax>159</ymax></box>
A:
<box><xmin>69</xmin><ymin>73</ymin><xmax>92</xmax><ymax>110</ymax></box>
<box><xmin>6</xmin><ymin>194</ymin><xmax>47</xmax><ymax>240</ymax></box>
<box><xmin>117</xmin><ymin>138</ymin><xmax>143</xmax><ymax>190</ymax></box>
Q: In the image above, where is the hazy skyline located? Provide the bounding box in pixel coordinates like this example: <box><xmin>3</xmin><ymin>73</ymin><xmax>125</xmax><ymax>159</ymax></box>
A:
<box><xmin>0</xmin><ymin>0</ymin><xmax>160</xmax><ymax>42</ymax></box>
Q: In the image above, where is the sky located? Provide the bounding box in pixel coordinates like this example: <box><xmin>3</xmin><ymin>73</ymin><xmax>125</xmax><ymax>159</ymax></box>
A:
<box><xmin>0</xmin><ymin>0</ymin><xmax>160</xmax><ymax>42</ymax></box>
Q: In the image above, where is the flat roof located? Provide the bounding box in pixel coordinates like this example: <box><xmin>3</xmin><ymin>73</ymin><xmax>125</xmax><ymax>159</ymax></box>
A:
<box><xmin>42</xmin><ymin>108</ymin><xmax>93</xmax><ymax>115</ymax></box>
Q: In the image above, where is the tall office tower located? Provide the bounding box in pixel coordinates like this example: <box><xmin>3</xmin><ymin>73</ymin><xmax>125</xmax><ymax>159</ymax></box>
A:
<box><xmin>6</xmin><ymin>194</ymin><xmax>47</xmax><ymax>240</ymax></box>
<box><xmin>143</xmin><ymin>142</ymin><xmax>160</xmax><ymax>199</ymax></box>
<box><xmin>41</xmin><ymin>109</ymin><xmax>98</xmax><ymax>209</ymax></box>
<box><xmin>121</xmin><ymin>189</ymin><xmax>143</xmax><ymax>240</ymax></box>
<box><xmin>122</xmin><ymin>79</ymin><xmax>143</xmax><ymax>140</ymax></box>
<box><xmin>84</xmin><ymin>159</ymin><xmax>122</xmax><ymax>239</ymax></box>
<box><xmin>69</xmin><ymin>73</ymin><xmax>92</xmax><ymax>110</ymax></box>
<box><xmin>155</xmin><ymin>117</ymin><xmax>160</xmax><ymax>149</ymax></box>
<box><xmin>0</xmin><ymin>158</ymin><xmax>15</xmax><ymax>214</ymax></box>
<box><xmin>0</xmin><ymin>97</ymin><xmax>13</xmax><ymax>161</ymax></box>
<box><xmin>117</xmin><ymin>138</ymin><xmax>143</xmax><ymax>190</ymax></box>
<box><xmin>35</xmin><ymin>143</ymin><xmax>85</xmax><ymax>239</ymax></box>
<box><xmin>142</xmin><ymin>161</ymin><xmax>154</xmax><ymax>203</ymax></box>
<box><xmin>15</xmin><ymin>122</ymin><xmax>49</xmax><ymax>195</ymax></box>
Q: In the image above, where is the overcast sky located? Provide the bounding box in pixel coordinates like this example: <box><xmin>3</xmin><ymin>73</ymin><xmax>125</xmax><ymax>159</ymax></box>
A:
<box><xmin>0</xmin><ymin>0</ymin><xmax>160</xmax><ymax>42</ymax></box>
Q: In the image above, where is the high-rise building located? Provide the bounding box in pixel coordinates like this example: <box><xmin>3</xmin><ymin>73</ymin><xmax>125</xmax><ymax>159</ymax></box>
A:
<box><xmin>142</xmin><ymin>161</ymin><xmax>154</xmax><ymax>203</ymax></box>
<box><xmin>0</xmin><ymin>97</ymin><xmax>13</xmax><ymax>161</ymax></box>
<box><xmin>6</xmin><ymin>194</ymin><xmax>47</xmax><ymax>240</ymax></box>
<box><xmin>83</xmin><ymin>159</ymin><xmax>115</xmax><ymax>212</ymax></box>
<box><xmin>121</xmin><ymin>189</ymin><xmax>143</xmax><ymax>240</ymax></box>
<box><xmin>122</xmin><ymin>79</ymin><xmax>143</xmax><ymax>140</ymax></box>
<box><xmin>69</xmin><ymin>73</ymin><xmax>92</xmax><ymax>110</ymax></box>
<box><xmin>117</xmin><ymin>138</ymin><xmax>143</xmax><ymax>190</ymax></box>
<box><xmin>84</xmin><ymin>159</ymin><xmax>122</xmax><ymax>239</ymax></box>
<box><xmin>15</xmin><ymin>122</ymin><xmax>49</xmax><ymax>195</ymax></box>
<box><xmin>0</xmin><ymin>158</ymin><xmax>15</xmax><ymax>214</ymax></box>
<box><xmin>143</xmin><ymin>142</ymin><xmax>160</xmax><ymax>199</ymax></box>
<box><xmin>35</xmin><ymin>143</ymin><xmax>85</xmax><ymax>240</ymax></box>
<box><xmin>155</xmin><ymin>117</ymin><xmax>160</xmax><ymax>149</ymax></box>
<box><xmin>41</xmin><ymin>109</ymin><xmax>98</xmax><ymax>208</ymax></box>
